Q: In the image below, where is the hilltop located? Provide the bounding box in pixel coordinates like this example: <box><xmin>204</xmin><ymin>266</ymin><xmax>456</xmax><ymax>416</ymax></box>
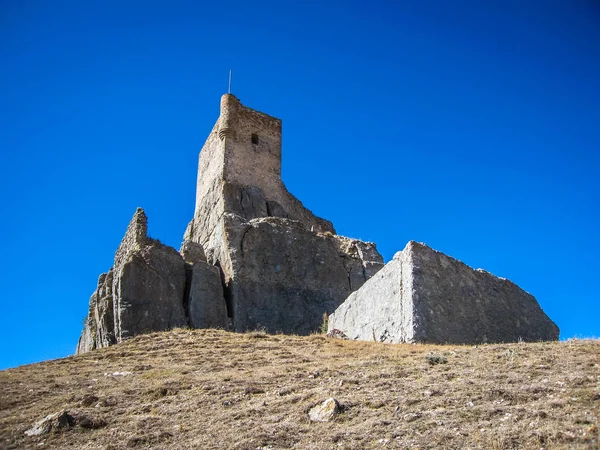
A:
<box><xmin>1</xmin><ymin>329</ymin><xmax>598</xmax><ymax>449</ymax></box>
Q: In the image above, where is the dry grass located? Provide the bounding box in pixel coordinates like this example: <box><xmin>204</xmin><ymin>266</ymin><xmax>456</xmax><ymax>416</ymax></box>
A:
<box><xmin>0</xmin><ymin>329</ymin><xmax>598</xmax><ymax>449</ymax></box>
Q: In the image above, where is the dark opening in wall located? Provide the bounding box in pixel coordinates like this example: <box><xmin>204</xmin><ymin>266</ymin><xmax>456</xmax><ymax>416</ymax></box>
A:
<box><xmin>251</xmin><ymin>133</ymin><xmax>259</xmax><ymax>145</ymax></box>
<box><xmin>214</xmin><ymin>261</ymin><xmax>234</xmax><ymax>320</ymax></box>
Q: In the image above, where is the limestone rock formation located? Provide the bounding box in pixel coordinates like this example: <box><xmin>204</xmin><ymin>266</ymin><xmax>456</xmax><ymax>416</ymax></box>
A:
<box><xmin>186</xmin><ymin>261</ymin><xmax>227</xmax><ymax>329</ymax></box>
<box><xmin>77</xmin><ymin>95</ymin><xmax>383</xmax><ymax>353</ymax></box>
<box><xmin>220</xmin><ymin>215</ymin><xmax>382</xmax><ymax>334</ymax></box>
<box><xmin>328</xmin><ymin>241</ymin><xmax>559</xmax><ymax>344</ymax></box>
<box><xmin>182</xmin><ymin>94</ymin><xmax>384</xmax><ymax>334</ymax></box>
<box><xmin>77</xmin><ymin>208</ymin><xmax>189</xmax><ymax>354</ymax></box>
<box><xmin>78</xmin><ymin>94</ymin><xmax>557</xmax><ymax>353</ymax></box>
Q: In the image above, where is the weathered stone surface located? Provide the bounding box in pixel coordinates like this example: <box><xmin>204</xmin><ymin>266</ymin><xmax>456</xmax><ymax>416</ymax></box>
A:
<box><xmin>328</xmin><ymin>241</ymin><xmax>559</xmax><ymax>344</ymax></box>
<box><xmin>182</xmin><ymin>95</ymin><xmax>384</xmax><ymax>335</ymax></box>
<box><xmin>77</xmin><ymin>208</ymin><xmax>187</xmax><ymax>354</ymax></box>
<box><xmin>308</xmin><ymin>398</ymin><xmax>340</xmax><ymax>422</ymax></box>
<box><xmin>180</xmin><ymin>240</ymin><xmax>206</xmax><ymax>264</ymax></box>
<box><xmin>25</xmin><ymin>410</ymin><xmax>72</xmax><ymax>436</ymax></box>
<box><xmin>25</xmin><ymin>410</ymin><xmax>105</xmax><ymax>436</ymax></box>
<box><xmin>77</xmin><ymin>270</ymin><xmax>115</xmax><ymax>354</ymax></box>
<box><xmin>114</xmin><ymin>241</ymin><xmax>187</xmax><ymax>340</ymax></box>
<box><xmin>187</xmin><ymin>261</ymin><xmax>228</xmax><ymax>329</ymax></box>
<box><xmin>220</xmin><ymin>216</ymin><xmax>382</xmax><ymax>334</ymax></box>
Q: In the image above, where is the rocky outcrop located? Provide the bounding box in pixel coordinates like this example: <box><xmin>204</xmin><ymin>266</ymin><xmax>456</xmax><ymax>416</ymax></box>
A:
<box><xmin>25</xmin><ymin>410</ymin><xmax>106</xmax><ymax>436</ymax></box>
<box><xmin>187</xmin><ymin>261</ymin><xmax>228</xmax><ymax>329</ymax></box>
<box><xmin>77</xmin><ymin>209</ymin><xmax>189</xmax><ymax>354</ymax></box>
<box><xmin>78</xmin><ymin>94</ymin><xmax>558</xmax><ymax>353</ymax></box>
<box><xmin>221</xmin><ymin>216</ymin><xmax>383</xmax><ymax>334</ymax></box>
<box><xmin>113</xmin><ymin>239</ymin><xmax>187</xmax><ymax>340</ymax></box>
<box><xmin>78</xmin><ymin>195</ymin><xmax>382</xmax><ymax>353</ymax></box>
<box><xmin>328</xmin><ymin>241</ymin><xmax>559</xmax><ymax>344</ymax></box>
<box><xmin>182</xmin><ymin>94</ymin><xmax>384</xmax><ymax>335</ymax></box>
<box><xmin>77</xmin><ymin>270</ymin><xmax>115</xmax><ymax>353</ymax></box>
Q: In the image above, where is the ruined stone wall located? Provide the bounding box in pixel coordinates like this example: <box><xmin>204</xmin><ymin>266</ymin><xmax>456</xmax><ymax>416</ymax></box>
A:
<box><xmin>409</xmin><ymin>242</ymin><xmax>559</xmax><ymax>343</ymax></box>
<box><xmin>189</xmin><ymin>95</ymin><xmax>334</xmax><ymax>237</ymax></box>
<box><xmin>114</xmin><ymin>208</ymin><xmax>148</xmax><ymax>269</ymax></box>
<box><xmin>78</xmin><ymin>208</ymin><xmax>191</xmax><ymax>354</ymax></box>
<box><xmin>222</xmin><ymin>98</ymin><xmax>283</xmax><ymax>195</ymax></box>
<box><xmin>328</xmin><ymin>241</ymin><xmax>559</xmax><ymax>344</ymax></box>
<box><xmin>223</xmin><ymin>98</ymin><xmax>333</xmax><ymax>233</ymax></box>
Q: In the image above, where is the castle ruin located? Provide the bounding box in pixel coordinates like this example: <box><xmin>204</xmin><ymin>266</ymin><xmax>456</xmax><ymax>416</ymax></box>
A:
<box><xmin>77</xmin><ymin>94</ymin><xmax>558</xmax><ymax>353</ymax></box>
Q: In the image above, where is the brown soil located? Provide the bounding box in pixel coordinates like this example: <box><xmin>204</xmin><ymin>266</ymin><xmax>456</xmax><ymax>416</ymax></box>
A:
<box><xmin>1</xmin><ymin>329</ymin><xmax>598</xmax><ymax>449</ymax></box>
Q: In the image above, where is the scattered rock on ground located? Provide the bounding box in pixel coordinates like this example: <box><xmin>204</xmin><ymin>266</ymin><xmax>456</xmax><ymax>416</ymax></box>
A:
<box><xmin>308</xmin><ymin>397</ymin><xmax>340</xmax><ymax>422</ymax></box>
<box><xmin>24</xmin><ymin>410</ymin><xmax>105</xmax><ymax>436</ymax></box>
<box><xmin>25</xmin><ymin>410</ymin><xmax>72</xmax><ymax>436</ymax></box>
<box><xmin>425</xmin><ymin>353</ymin><xmax>448</xmax><ymax>365</ymax></box>
<box><xmin>326</xmin><ymin>329</ymin><xmax>349</xmax><ymax>339</ymax></box>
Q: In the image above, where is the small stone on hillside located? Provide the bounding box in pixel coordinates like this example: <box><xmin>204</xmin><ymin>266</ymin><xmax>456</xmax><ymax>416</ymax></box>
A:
<box><xmin>309</xmin><ymin>398</ymin><xmax>340</xmax><ymax>422</ymax></box>
<box><xmin>25</xmin><ymin>410</ymin><xmax>72</xmax><ymax>436</ymax></box>
<box><xmin>104</xmin><ymin>371</ymin><xmax>132</xmax><ymax>377</ymax></box>
<box><xmin>24</xmin><ymin>410</ymin><xmax>105</xmax><ymax>436</ymax></box>
<box><xmin>326</xmin><ymin>329</ymin><xmax>349</xmax><ymax>339</ymax></box>
<box><xmin>425</xmin><ymin>353</ymin><xmax>447</xmax><ymax>365</ymax></box>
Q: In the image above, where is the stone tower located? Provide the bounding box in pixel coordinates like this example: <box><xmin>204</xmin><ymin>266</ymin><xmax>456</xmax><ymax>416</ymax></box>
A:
<box><xmin>183</xmin><ymin>94</ymin><xmax>384</xmax><ymax>333</ymax></box>
<box><xmin>185</xmin><ymin>94</ymin><xmax>335</xmax><ymax>255</ymax></box>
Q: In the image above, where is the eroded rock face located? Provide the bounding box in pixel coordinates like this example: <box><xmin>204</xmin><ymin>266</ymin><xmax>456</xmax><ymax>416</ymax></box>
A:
<box><xmin>328</xmin><ymin>241</ymin><xmax>559</xmax><ymax>344</ymax></box>
<box><xmin>221</xmin><ymin>216</ymin><xmax>383</xmax><ymax>334</ymax></box>
<box><xmin>187</xmin><ymin>261</ymin><xmax>228</xmax><ymax>329</ymax></box>
<box><xmin>77</xmin><ymin>270</ymin><xmax>115</xmax><ymax>354</ymax></box>
<box><xmin>182</xmin><ymin>94</ymin><xmax>385</xmax><ymax>335</ymax></box>
<box><xmin>113</xmin><ymin>240</ymin><xmax>187</xmax><ymax>341</ymax></box>
<box><xmin>77</xmin><ymin>209</ymin><xmax>188</xmax><ymax>354</ymax></box>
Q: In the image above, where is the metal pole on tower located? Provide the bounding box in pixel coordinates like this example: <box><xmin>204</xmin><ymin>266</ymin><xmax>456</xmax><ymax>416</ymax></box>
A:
<box><xmin>228</xmin><ymin>69</ymin><xmax>232</xmax><ymax>94</ymax></box>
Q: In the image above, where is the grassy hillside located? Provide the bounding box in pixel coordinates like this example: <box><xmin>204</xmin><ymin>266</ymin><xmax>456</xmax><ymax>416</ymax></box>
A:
<box><xmin>1</xmin><ymin>329</ymin><xmax>598</xmax><ymax>449</ymax></box>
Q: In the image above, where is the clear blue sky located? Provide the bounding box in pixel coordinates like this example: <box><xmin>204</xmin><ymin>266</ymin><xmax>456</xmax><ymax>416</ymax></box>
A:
<box><xmin>1</xmin><ymin>1</ymin><xmax>599</xmax><ymax>370</ymax></box>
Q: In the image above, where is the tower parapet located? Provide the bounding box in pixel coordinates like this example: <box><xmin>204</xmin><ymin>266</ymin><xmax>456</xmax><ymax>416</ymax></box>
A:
<box><xmin>218</xmin><ymin>94</ymin><xmax>238</xmax><ymax>141</ymax></box>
